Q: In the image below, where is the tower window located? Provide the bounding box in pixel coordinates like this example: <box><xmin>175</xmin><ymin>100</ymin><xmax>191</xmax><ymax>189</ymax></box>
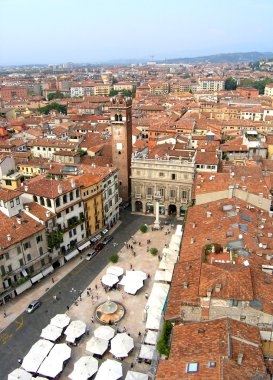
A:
<box><xmin>119</xmin><ymin>115</ymin><xmax>122</xmax><ymax>121</ymax></box>
<box><xmin>118</xmin><ymin>151</ymin><xmax>121</xmax><ymax>155</ymax></box>
<box><xmin>115</xmin><ymin>114</ymin><xmax>119</xmax><ymax>121</ymax></box>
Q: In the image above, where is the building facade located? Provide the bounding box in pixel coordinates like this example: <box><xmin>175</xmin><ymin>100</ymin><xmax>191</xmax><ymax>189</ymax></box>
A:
<box><xmin>131</xmin><ymin>157</ymin><xmax>195</xmax><ymax>217</ymax></box>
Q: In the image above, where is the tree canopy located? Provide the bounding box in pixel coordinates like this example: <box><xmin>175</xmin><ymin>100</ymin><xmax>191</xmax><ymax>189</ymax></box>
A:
<box><xmin>47</xmin><ymin>91</ymin><xmax>65</xmax><ymax>101</ymax></box>
<box><xmin>38</xmin><ymin>102</ymin><xmax>67</xmax><ymax>115</ymax></box>
<box><xmin>109</xmin><ymin>89</ymin><xmax>133</xmax><ymax>97</ymax></box>
<box><xmin>225</xmin><ymin>77</ymin><xmax>237</xmax><ymax>90</ymax></box>
<box><xmin>239</xmin><ymin>77</ymin><xmax>273</xmax><ymax>94</ymax></box>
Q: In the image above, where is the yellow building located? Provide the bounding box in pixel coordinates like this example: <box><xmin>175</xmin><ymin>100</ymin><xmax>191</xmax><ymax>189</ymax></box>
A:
<box><xmin>76</xmin><ymin>174</ymin><xmax>104</xmax><ymax>236</ymax></box>
<box><xmin>1</xmin><ymin>171</ymin><xmax>24</xmax><ymax>190</ymax></box>
<box><xmin>16</xmin><ymin>163</ymin><xmax>41</xmax><ymax>178</ymax></box>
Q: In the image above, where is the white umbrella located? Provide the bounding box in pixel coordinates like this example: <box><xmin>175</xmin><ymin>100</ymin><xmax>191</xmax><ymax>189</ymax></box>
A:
<box><xmin>107</xmin><ymin>266</ymin><xmax>124</xmax><ymax>277</ymax></box>
<box><xmin>40</xmin><ymin>324</ymin><xmax>63</xmax><ymax>342</ymax></box>
<box><xmin>37</xmin><ymin>343</ymin><xmax>71</xmax><ymax>378</ymax></box>
<box><xmin>125</xmin><ymin>270</ymin><xmax>147</xmax><ymax>280</ymax></box>
<box><xmin>8</xmin><ymin>368</ymin><xmax>33</xmax><ymax>380</ymax></box>
<box><xmin>86</xmin><ymin>337</ymin><xmax>108</xmax><ymax>355</ymax></box>
<box><xmin>102</xmin><ymin>274</ymin><xmax>119</xmax><ymax>287</ymax></box>
<box><xmin>110</xmin><ymin>333</ymin><xmax>134</xmax><ymax>358</ymax></box>
<box><xmin>94</xmin><ymin>325</ymin><xmax>115</xmax><ymax>341</ymax></box>
<box><xmin>50</xmin><ymin>313</ymin><xmax>70</xmax><ymax>329</ymax></box>
<box><xmin>125</xmin><ymin>371</ymin><xmax>148</xmax><ymax>380</ymax></box>
<box><xmin>144</xmin><ymin>330</ymin><xmax>157</xmax><ymax>345</ymax></box>
<box><xmin>124</xmin><ymin>280</ymin><xmax>144</xmax><ymax>295</ymax></box>
<box><xmin>69</xmin><ymin>356</ymin><xmax>98</xmax><ymax>380</ymax></box>
<box><xmin>22</xmin><ymin>339</ymin><xmax>54</xmax><ymax>373</ymax></box>
<box><xmin>95</xmin><ymin>359</ymin><xmax>122</xmax><ymax>380</ymax></box>
<box><xmin>65</xmin><ymin>320</ymin><xmax>86</xmax><ymax>341</ymax></box>
<box><xmin>139</xmin><ymin>344</ymin><xmax>155</xmax><ymax>360</ymax></box>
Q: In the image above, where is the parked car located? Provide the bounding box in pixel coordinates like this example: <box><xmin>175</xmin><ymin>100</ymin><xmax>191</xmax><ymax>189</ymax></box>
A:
<box><xmin>27</xmin><ymin>300</ymin><xmax>41</xmax><ymax>313</ymax></box>
<box><xmin>85</xmin><ymin>250</ymin><xmax>96</xmax><ymax>261</ymax></box>
<box><xmin>95</xmin><ymin>243</ymin><xmax>104</xmax><ymax>252</ymax></box>
<box><xmin>103</xmin><ymin>235</ymin><xmax>113</xmax><ymax>245</ymax></box>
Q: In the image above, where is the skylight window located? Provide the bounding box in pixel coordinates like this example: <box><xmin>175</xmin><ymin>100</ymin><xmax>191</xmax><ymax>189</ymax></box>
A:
<box><xmin>186</xmin><ymin>362</ymin><xmax>198</xmax><ymax>373</ymax></box>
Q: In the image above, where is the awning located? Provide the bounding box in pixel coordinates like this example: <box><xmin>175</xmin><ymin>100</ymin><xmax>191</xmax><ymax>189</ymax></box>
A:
<box><xmin>90</xmin><ymin>237</ymin><xmax>98</xmax><ymax>243</ymax></box>
<box><xmin>15</xmin><ymin>280</ymin><xmax>32</xmax><ymax>295</ymax></box>
<box><xmin>30</xmin><ymin>272</ymin><xmax>43</xmax><ymax>284</ymax></box>
<box><xmin>65</xmin><ymin>249</ymin><xmax>79</xmax><ymax>262</ymax></box>
<box><xmin>21</xmin><ymin>269</ymin><xmax>28</xmax><ymax>277</ymax></box>
<box><xmin>42</xmin><ymin>265</ymin><xmax>54</xmax><ymax>277</ymax></box>
<box><xmin>78</xmin><ymin>241</ymin><xmax>91</xmax><ymax>251</ymax></box>
<box><xmin>102</xmin><ymin>229</ymin><xmax>108</xmax><ymax>235</ymax></box>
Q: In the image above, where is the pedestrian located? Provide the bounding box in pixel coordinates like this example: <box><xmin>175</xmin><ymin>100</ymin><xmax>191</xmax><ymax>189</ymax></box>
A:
<box><xmin>95</xmin><ymin>284</ymin><xmax>98</xmax><ymax>290</ymax></box>
<box><xmin>148</xmin><ymin>273</ymin><xmax>151</xmax><ymax>279</ymax></box>
<box><xmin>3</xmin><ymin>311</ymin><xmax>7</xmax><ymax>318</ymax></box>
<box><xmin>130</xmin><ymin>362</ymin><xmax>134</xmax><ymax>369</ymax></box>
<box><xmin>133</xmin><ymin>251</ymin><xmax>136</xmax><ymax>257</ymax></box>
<box><xmin>51</xmin><ymin>277</ymin><xmax>54</xmax><ymax>283</ymax></box>
<box><xmin>147</xmin><ymin>246</ymin><xmax>149</xmax><ymax>252</ymax></box>
<box><xmin>145</xmin><ymin>293</ymin><xmax>149</xmax><ymax>299</ymax></box>
<box><xmin>87</xmin><ymin>290</ymin><xmax>90</xmax><ymax>297</ymax></box>
<box><xmin>139</xmin><ymin>242</ymin><xmax>141</xmax><ymax>246</ymax></box>
<box><xmin>80</xmin><ymin>255</ymin><xmax>82</xmax><ymax>260</ymax></box>
<box><xmin>158</xmin><ymin>255</ymin><xmax>161</xmax><ymax>261</ymax></box>
<box><xmin>18</xmin><ymin>358</ymin><xmax>22</xmax><ymax>365</ymax></box>
<box><xmin>130</xmin><ymin>263</ymin><xmax>133</xmax><ymax>269</ymax></box>
<box><xmin>91</xmin><ymin>317</ymin><xmax>94</xmax><ymax>323</ymax></box>
<box><xmin>66</xmin><ymin>305</ymin><xmax>69</xmax><ymax>311</ymax></box>
<box><xmin>53</xmin><ymin>295</ymin><xmax>57</xmax><ymax>302</ymax></box>
<box><xmin>138</xmin><ymin>331</ymin><xmax>142</xmax><ymax>336</ymax></box>
<box><xmin>96</xmin><ymin>294</ymin><xmax>98</xmax><ymax>300</ymax></box>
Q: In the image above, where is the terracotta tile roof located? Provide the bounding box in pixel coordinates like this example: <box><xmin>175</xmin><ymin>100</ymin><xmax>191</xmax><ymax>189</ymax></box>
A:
<box><xmin>0</xmin><ymin>189</ymin><xmax>22</xmax><ymax>202</ymax></box>
<box><xmin>24</xmin><ymin>202</ymin><xmax>56</xmax><ymax>221</ymax></box>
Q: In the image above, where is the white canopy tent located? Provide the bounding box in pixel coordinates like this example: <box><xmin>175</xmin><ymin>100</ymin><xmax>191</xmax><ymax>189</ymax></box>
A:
<box><xmin>175</xmin><ymin>224</ymin><xmax>183</xmax><ymax>237</ymax></box>
<box><xmin>144</xmin><ymin>330</ymin><xmax>158</xmax><ymax>345</ymax></box>
<box><xmin>170</xmin><ymin>235</ymin><xmax>182</xmax><ymax>246</ymax></box>
<box><xmin>145</xmin><ymin>311</ymin><xmax>162</xmax><ymax>331</ymax></box>
<box><xmin>126</xmin><ymin>270</ymin><xmax>147</xmax><ymax>280</ymax></box>
<box><xmin>110</xmin><ymin>333</ymin><xmax>134</xmax><ymax>358</ymax></box>
<box><xmin>50</xmin><ymin>313</ymin><xmax>70</xmax><ymax>329</ymax></box>
<box><xmin>94</xmin><ymin>325</ymin><xmax>115</xmax><ymax>341</ymax></box>
<box><xmin>106</xmin><ymin>266</ymin><xmax>124</xmax><ymax>277</ymax></box>
<box><xmin>119</xmin><ymin>270</ymin><xmax>147</xmax><ymax>295</ymax></box>
<box><xmin>139</xmin><ymin>344</ymin><xmax>156</xmax><ymax>360</ymax></box>
<box><xmin>40</xmin><ymin>324</ymin><xmax>63</xmax><ymax>342</ymax></box>
<box><xmin>94</xmin><ymin>359</ymin><xmax>122</xmax><ymax>380</ymax></box>
<box><xmin>65</xmin><ymin>320</ymin><xmax>86</xmax><ymax>343</ymax></box>
<box><xmin>154</xmin><ymin>269</ymin><xmax>173</xmax><ymax>282</ymax></box>
<box><xmin>69</xmin><ymin>356</ymin><xmax>99</xmax><ymax>380</ymax></box>
<box><xmin>125</xmin><ymin>371</ymin><xmax>148</xmax><ymax>380</ymax></box>
<box><xmin>102</xmin><ymin>274</ymin><xmax>119</xmax><ymax>287</ymax></box>
<box><xmin>158</xmin><ymin>261</ymin><xmax>175</xmax><ymax>271</ymax></box>
<box><xmin>168</xmin><ymin>242</ymin><xmax>180</xmax><ymax>252</ymax></box>
<box><xmin>124</xmin><ymin>280</ymin><xmax>144</xmax><ymax>295</ymax></box>
<box><xmin>8</xmin><ymin>368</ymin><xmax>33</xmax><ymax>380</ymax></box>
<box><xmin>22</xmin><ymin>339</ymin><xmax>54</xmax><ymax>373</ymax></box>
<box><xmin>86</xmin><ymin>337</ymin><xmax>108</xmax><ymax>356</ymax></box>
<box><xmin>145</xmin><ymin>283</ymin><xmax>169</xmax><ymax>331</ymax></box>
<box><xmin>37</xmin><ymin>343</ymin><xmax>71</xmax><ymax>378</ymax></box>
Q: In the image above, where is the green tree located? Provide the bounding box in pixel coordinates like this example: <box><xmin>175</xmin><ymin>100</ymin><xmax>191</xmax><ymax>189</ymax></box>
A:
<box><xmin>109</xmin><ymin>254</ymin><xmax>119</xmax><ymax>263</ymax></box>
<box><xmin>38</xmin><ymin>102</ymin><xmax>67</xmax><ymax>115</ymax></box>
<box><xmin>47</xmin><ymin>91</ymin><xmax>64</xmax><ymax>101</ymax></box>
<box><xmin>150</xmin><ymin>248</ymin><xmax>158</xmax><ymax>256</ymax></box>
<box><xmin>140</xmin><ymin>224</ymin><xmax>148</xmax><ymax>233</ymax></box>
<box><xmin>225</xmin><ymin>77</ymin><xmax>237</xmax><ymax>90</ymax></box>
<box><xmin>110</xmin><ymin>89</ymin><xmax>133</xmax><ymax>97</ymax></box>
<box><xmin>239</xmin><ymin>77</ymin><xmax>273</xmax><ymax>94</ymax></box>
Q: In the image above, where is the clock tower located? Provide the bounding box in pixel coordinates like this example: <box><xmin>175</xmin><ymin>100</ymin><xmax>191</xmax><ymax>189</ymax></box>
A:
<box><xmin>110</xmin><ymin>93</ymin><xmax>132</xmax><ymax>203</ymax></box>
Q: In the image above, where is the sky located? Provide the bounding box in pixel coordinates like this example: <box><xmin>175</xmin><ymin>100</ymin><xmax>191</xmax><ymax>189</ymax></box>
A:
<box><xmin>1</xmin><ymin>0</ymin><xmax>273</xmax><ymax>65</ymax></box>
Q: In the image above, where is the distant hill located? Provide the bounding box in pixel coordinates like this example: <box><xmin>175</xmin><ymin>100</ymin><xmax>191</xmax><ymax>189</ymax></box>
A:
<box><xmin>159</xmin><ymin>52</ymin><xmax>273</xmax><ymax>64</ymax></box>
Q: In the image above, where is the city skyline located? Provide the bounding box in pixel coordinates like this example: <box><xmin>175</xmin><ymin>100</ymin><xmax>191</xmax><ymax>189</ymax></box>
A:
<box><xmin>1</xmin><ymin>0</ymin><xmax>273</xmax><ymax>65</ymax></box>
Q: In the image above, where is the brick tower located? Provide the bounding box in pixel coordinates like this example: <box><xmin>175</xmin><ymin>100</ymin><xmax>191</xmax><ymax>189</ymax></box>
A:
<box><xmin>110</xmin><ymin>93</ymin><xmax>132</xmax><ymax>203</ymax></box>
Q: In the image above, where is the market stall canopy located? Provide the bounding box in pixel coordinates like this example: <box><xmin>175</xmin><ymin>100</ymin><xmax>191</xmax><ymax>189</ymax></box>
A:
<box><xmin>65</xmin><ymin>320</ymin><xmax>86</xmax><ymax>342</ymax></box>
<box><xmin>125</xmin><ymin>371</ymin><xmax>149</xmax><ymax>380</ymax></box>
<box><xmin>106</xmin><ymin>266</ymin><xmax>124</xmax><ymax>277</ymax></box>
<box><xmin>110</xmin><ymin>333</ymin><xmax>134</xmax><ymax>358</ymax></box>
<box><xmin>22</xmin><ymin>339</ymin><xmax>54</xmax><ymax>373</ymax></box>
<box><xmin>102</xmin><ymin>274</ymin><xmax>119</xmax><ymax>287</ymax></box>
<box><xmin>69</xmin><ymin>356</ymin><xmax>98</xmax><ymax>380</ymax></box>
<box><xmin>94</xmin><ymin>325</ymin><xmax>115</xmax><ymax>341</ymax></box>
<box><xmin>144</xmin><ymin>330</ymin><xmax>158</xmax><ymax>345</ymax></box>
<box><xmin>40</xmin><ymin>324</ymin><xmax>63</xmax><ymax>342</ymax></box>
<box><xmin>37</xmin><ymin>343</ymin><xmax>71</xmax><ymax>378</ymax></box>
<box><xmin>50</xmin><ymin>313</ymin><xmax>70</xmax><ymax>329</ymax></box>
<box><xmin>86</xmin><ymin>337</ymin><xmax>108</xmax><ymax>356</ymax></box>
<box><xmin>8</xmin><ymin>368</ymin><xmax>33</xmax><ymax>380</ymax></box>
<box><xmin>94</xmin><ymin>359</ymin><xmax>122</xmax><ymax>380</ymax></box>
<box><xmin>139</xmin><ymin>344</ymin><xmax>156</xmax><ymax>360</ymax></box>
<box><xmin>154</xmin><ymin>269</ymin><xmax>173</xmax><ymax>282</ymax></box>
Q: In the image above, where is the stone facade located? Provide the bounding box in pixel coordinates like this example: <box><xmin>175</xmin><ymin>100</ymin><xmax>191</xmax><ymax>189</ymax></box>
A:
<box><xmin>131</xmin><ymin>157</ymin><xmax>195</xmax><ymax>217</ymax></box>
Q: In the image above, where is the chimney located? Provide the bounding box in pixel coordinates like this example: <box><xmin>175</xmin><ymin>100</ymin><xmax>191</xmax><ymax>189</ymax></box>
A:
<box><xmin>25</xmin><ymin>205</ymin><xmax>29</xmax><ymax>212</ymax></box>
<box><xmin>183</xmin><ymin>281</ymin><xmax>189</xmax><ymax>289</ymax></box>
<box><xmin>207</xmin><ymin>288</ymin><xmax>212</xmax><ymax>298</ymax></box>
<box><xmin>71</xmin><ymin>179</ymin><xmax>76</xmax><ymax>189</ymax></box>
<box><xmin>24</xmin><ymin>185</ymin><xmax>28</xmax><ymax>192</ymax></box>
<box><xmin>17</xmin><ymin>217</ymin><xmax>22</xmax><ymax>225</ymax></box>
<box><xmin>192</xmin><ymin>223</ymin><xmax>196</xmax><ymax>228</ymax></box>
<box><xmin>7</xmin><ymin>234</ymin><xmax>11</xmax><ymax>241</ymax></box>
<box><xmin>58</xmin><ymin>184</ymin><xmax>62</xmax><ymax>194</ymax></box>
<box><xmin>237</xmin><ymin>353</ymin><xmax>243</xmax><ymax>365</ymax></box>
<box><xmin>46</xmin><ymin>211</ymin><xmax>51</xmax><ymax>218</ymax></box>
<box><xmin>190</xmin><ymin>237</ymin><xmax>195</xmax><ymax>244</ymax></box>
<box><xmin>228</xmin><ymin>185</ymin><xmax>234</xmax><ymax>199</ymax></box>
<box><xmin>206</xmin><ymin>211</ymin><xmax>212</xmax><ymax>218</ymax></box>
<box><xmin>215</xmin><ymin>284</ymin><xmax>222</xmax><ymax>293</ymax></box>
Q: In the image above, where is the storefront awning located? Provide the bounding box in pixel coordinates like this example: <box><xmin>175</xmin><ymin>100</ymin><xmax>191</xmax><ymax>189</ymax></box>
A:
<box><xmin>15</xmin><ymin>280</ymin><xmax>32</xmax><ymax>295</ymax></box>
<box><xmin>30</xmin><ymin>272</ymin><xmax>43</xmax><ymax>284</ymax></box>
<box><xmin>78</xmin><ymin>241</ymin><xmax>91</xmax><ymax>251</ymax></box>
<box><xmin>64</xmin><ymin>249</ymin><xmax>79</xmax><ymax>262</ymax></box>
<box><xmin>42</xmin><ymin>265</ymin><xmax>54</xmax><ymax>277</ymax></box>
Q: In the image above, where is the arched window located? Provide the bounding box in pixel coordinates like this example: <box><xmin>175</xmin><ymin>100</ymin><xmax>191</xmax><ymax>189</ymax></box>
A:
<box><xmin>119</xmin><ymin>114</ymin><xmax>122</xmax><ymax>121</ymax></box>
<box><xmin>115</xmin><ymin>114</ymin><xmax>119</xmax><ymax>121</ymax></box>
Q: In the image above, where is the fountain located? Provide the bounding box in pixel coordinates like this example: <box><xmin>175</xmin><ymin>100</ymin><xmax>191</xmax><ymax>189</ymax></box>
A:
<box><xmin>95</xmin><ymin>297</ymin><xmax>125</xmax><ymax>325</ymax></box>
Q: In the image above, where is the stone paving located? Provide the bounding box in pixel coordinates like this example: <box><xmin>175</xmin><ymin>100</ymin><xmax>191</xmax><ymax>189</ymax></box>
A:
<box><xmin>61</xmin><ymin>223</ymin><xmax>175</xmax><ymax>379</ymax></box>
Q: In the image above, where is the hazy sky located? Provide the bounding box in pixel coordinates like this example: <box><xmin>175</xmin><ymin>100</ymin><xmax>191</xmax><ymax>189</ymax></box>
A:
<box><xmin>1</xmin><ymin>0</ymin><xmax>273</xmax><ymax>65</ymax></box>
